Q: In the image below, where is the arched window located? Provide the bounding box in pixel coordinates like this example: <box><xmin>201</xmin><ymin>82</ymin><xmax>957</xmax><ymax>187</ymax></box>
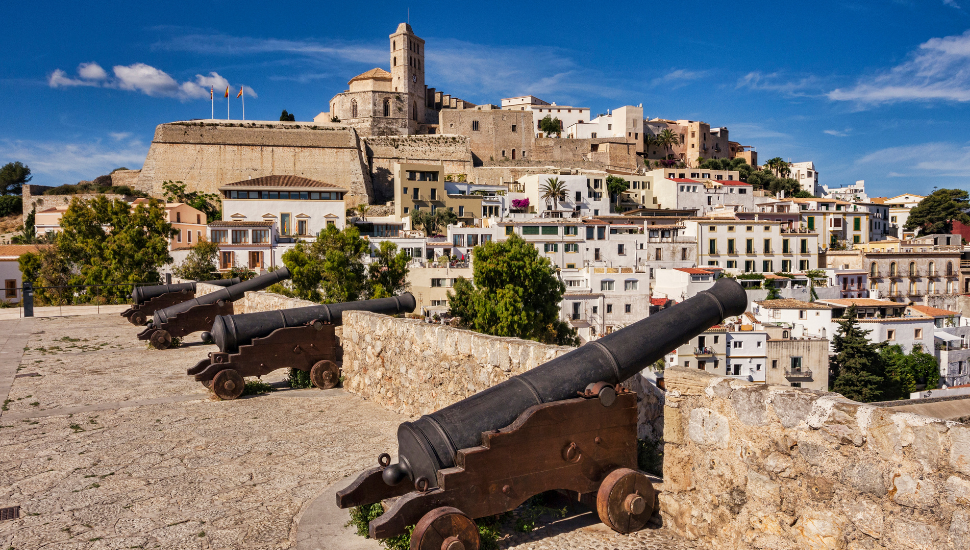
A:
<box><xmin>948</xmin><ymin>261</ymin><xmax>954</xmax><ymax>276</ymax></box>
<box><xmin>412</xmin><ymin>102</ymin><xmax>417</xmax><ymax>121</ymax></box>
<box><xmin>910</xmin><ymin>261</ymin><xmax>916</xmax><ymax>276</ymax></box>
<box><xmin>383</xmin><ymin>99</ymin><xmax>390</xmax><ymax>117</ymax></box>
<box><xmin>890</xmin><ymin>262</ymin><xmax>897</xmax><ymax>276</ymax></box>
<box><xmin>351</xmin><ymin>100</ymin><xmax>358</xmax><ymax>118</ymax></box>
<box><xmin>929</xmin><ymin>261</ymin><xmax>935</xmax><ymax>276</ymax></box>
<box><xmin>870</xmin><ymin>262</ymin><xmax>877</xmax><ymax>277</ymax></box>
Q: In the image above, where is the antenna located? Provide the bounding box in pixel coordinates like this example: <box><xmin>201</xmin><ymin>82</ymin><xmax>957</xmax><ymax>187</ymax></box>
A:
<box><xmin>408</xmin><ymin>7</ymin><xmax>410</xmax><ymax>24</ymax></box>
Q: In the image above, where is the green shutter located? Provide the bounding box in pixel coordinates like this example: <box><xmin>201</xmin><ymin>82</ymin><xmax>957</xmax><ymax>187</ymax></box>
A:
<box><xmin>522</xmin><ymin>226</ymin><xmax>540</xmax><ymax>235</ymax></box>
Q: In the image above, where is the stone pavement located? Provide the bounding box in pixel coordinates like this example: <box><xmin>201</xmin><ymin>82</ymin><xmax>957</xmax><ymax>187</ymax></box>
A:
<box><xmin>0</xmin><ymin>304</ymin><xmax>129</xmax><ymax>322</ymax></box>
<box><xmin>0</xmin><ymin>314</ymin><xmax>703</xmax><ymax>549</ymax></box>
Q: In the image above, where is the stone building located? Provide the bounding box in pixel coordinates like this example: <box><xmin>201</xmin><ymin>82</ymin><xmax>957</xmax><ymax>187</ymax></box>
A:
<box><xmin>823</xmin><ymin>245</ymin><xmax>962</xmax><ymax>305</ymax></box>
<box><xmin>439</xmin><ymin>105</ymin><xmax>534</xmax><ymax>164</ymax></box>
<box><xmin>392</xmin><ymin>162</ymin><xmax>482</xmax><ymax>226</ymax></box>
<box><xmin>683</xmin><ymin>218</ymin><xmax>820</xmax><ymax>275</ymax></box>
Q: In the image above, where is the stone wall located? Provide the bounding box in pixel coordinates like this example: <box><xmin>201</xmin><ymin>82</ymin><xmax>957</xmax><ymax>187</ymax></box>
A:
<box><xmin>339</xmin><ymin>310</ymin><xmax>665</xmax><ymax>439</ymax></box>
<box><xmin>363</xmin><ymin>135</ymin><xmax>472</xmax><ymax>202</ymax></box>
<box><xmin>21</xmin><ymin>185</ymin><xmax>130</xmax><ymax>222</ymax></box>
<box><xmin>109</xmin><ymin>169</ymin><xmax>144</xmax><ymax>192</ymax></box>
<box><xmin>661</xmin><ymin>366</ymin><xmax>970</xmax><ymax>550</ymax></box>
<box><xmin>532</xmin><ymin>137</ymin><xmax>640</xmax><ymax>172</ymax></box>
<box><xmin>135</xmin><ymin>121</ymin><xmax>373</xmax><ymax>206</ymax></box>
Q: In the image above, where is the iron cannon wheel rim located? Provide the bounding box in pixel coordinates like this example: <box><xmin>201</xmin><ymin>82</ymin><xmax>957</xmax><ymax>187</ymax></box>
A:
<box><xmin>130</xmin><ymin>311</ymin><xmax>147</xmax><ymax>325</ymax></box>
<box><xmin>410</xmin><ymin>506</ymin><xmax>479</xmax><ymax>550</ymax></box>
<box><xmin>310</xmin><ymin>360</ymin><xmax>340</xmax><ymax>390</ymax></box>
<box><xmin>596</xmin><ymin>468</ymin><xmax>655</xmax><ymax>534</ymax></box>
<box><xmin>150</xmin><ymin>330</ymin><xmax>172</xmax><ymax>350</ymax></box>
<box><xmin>211</xmin><ymin>369</ymin><xmax>245</xmax><ymax>400</ymax></box>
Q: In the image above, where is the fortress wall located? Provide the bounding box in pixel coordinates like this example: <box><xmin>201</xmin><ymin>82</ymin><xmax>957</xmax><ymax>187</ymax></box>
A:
<box><xmin>108</xmin><ymin>169</ymin><xmax>145</xmax><ymax>192</ymax></box>
<box><xmin>136</xmin><ymin>121</ymin><xmax>373</xmax><ymax>206</ymax></box>
<box><xmin>363</xmin><ymin>134</ymin><xmax>473</xmax><ymax>203</ymax></box>
<box><xmin>662</xmin><ymin>366</ymin><xmax>970</xmax><ymax>549</ymax></box>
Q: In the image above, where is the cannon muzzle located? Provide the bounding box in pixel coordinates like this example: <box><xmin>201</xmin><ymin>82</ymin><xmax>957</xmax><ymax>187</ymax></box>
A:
<box><xmin>382</xmin><ymin>277</ymin><xmax>747</xmax><ymax>488</ymax></box>
<box><xmin>131</xmin><ymin>278</ymin><xmax>240</xmax><ymax>305</ymax></box>
<box><xmin>151</xmin><ymin>267</ymin><xmax>291</xmax><ymax>326</ymax></box>
<box><xmin>209</xmin><ymin>293</ymin><xmax>417</xmax><ymax>353</ymax></box>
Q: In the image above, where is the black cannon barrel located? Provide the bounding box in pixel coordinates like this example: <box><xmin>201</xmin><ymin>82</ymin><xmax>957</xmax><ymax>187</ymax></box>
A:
<box><xmin>132</xmin><ymin>278</ymin><xmax>240</xmax><ymax>305</ymax></box>
<box><xmin>208</xmin><ymin>293</ymin><xmax>417</xmax><ymax>353</ymax></box>
<box><xmin>381</xmin><ymin>277</ymin><xmax>748</xmax><ymax>489</ymax></box>
<box><xmin>152</xmin><ymin>267</ymin><xmax>291</xmax><ymax>326</ymax></box>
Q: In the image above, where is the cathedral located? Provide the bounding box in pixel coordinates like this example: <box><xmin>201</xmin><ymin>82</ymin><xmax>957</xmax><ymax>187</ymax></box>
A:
<box><xmin>315</xmin><ymin>23</ymin><xmax>473</xmax><ymax>136</ymax></box>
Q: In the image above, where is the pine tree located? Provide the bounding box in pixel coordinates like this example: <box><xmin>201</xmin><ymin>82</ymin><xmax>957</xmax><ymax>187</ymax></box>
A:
<box><xmin>830</xmin><ymin>305</ymin><xmax>899</xmax><ymax>402</ymax></box>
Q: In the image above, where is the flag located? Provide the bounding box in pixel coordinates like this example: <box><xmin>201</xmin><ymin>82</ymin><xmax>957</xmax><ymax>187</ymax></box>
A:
<box><xmin>236</xmin><ymin>86</ymin><xmax>243</xmax><ymax>98</ymax></box>
<box><xmin>224</xmin><ymin>86</ymin><xmax>229</xmax><ymax>98</ymax></box>
<box><xmin>210</xmin><ymin>86</ymin><xmax>213</xmax><ymax>100</ymax></box>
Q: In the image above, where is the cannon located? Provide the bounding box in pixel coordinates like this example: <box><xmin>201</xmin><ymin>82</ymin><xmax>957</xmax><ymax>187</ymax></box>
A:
<box><xmin>336</xmin><ymin>278</ymin><xmax>747</xmax><ymax>549</ymax></box>
<box><xmin>186</xmin><ymin>293</ymin><xmax>417</xmax><ymax>400</ymax></box>
<box><xmin>137</xmin><ymin>267</ymin><xmax>291</xmax><ymax>349</ymax></box>
<box><xmin>120</xmin><ymin>279</ymin><xmax>240</xmax><ymax>326</ymax></box>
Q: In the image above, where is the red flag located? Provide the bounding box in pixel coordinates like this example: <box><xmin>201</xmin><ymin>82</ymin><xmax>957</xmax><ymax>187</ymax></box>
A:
<box><xmin>210</xmin><ymin>86</ymin><xmax>213</xmax><ymax>99</ymax></box>
<box><xmin>224</xmin><ymin>86</ymin><xmax>229</xmax><ymax>98</ymax></box>
<box><xmin>236</xmin><ymin>86</ymin><xmax>243</xmax><ymax>98</ymax></box>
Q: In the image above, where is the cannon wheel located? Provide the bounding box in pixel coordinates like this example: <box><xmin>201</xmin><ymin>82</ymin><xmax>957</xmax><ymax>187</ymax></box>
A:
<box><xmin>310</xmin><ymin>360</ymin><xmax>340</xmax><ymax>390</ymax></box>
<box><xmin>596</xmin><ymin>468</ymin><xmax>655</xmax><ymax>534</ymax></box>
<box><xmin>130</xmin><ymin>311</ymin><xmax>147</xmax><ymax>326</ymax></box>
<box><xmin>201</xmin><ymin>380</ymin><xmax>213</xmax><ymax>389</ymax></box>
<box><xmin>411</xmin><ymin>506</ymin><xmax>479</xmax><ymax>550</ymax></box>
<box><xmin>150</xmin><ymin>330</ymin><xmax>172</xmax><ymax>350</ymax></box>
<box><xmin>211</xmin><ymin>369</ymin><xmax>245</xmax><ymax>400</ymax></box>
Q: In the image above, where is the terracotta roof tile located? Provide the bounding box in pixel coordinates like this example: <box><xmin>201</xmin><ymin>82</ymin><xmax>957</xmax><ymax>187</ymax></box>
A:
<box><xmin>909</xmin><ymin>305</ymin><xmax>960</xmax><ymax>317</ymax></box>
<box><xmin>221</xmin><ymin>175</ymin><xmax>344</xmax><ymax>190</ymax></box>
<box><xmin>349</xmin><ymin>68</ymin><xmax>392</xmax><ymax>83</ymax></box>
<box><xmin>818</xmin><ymin>298</ymin><xmax>903</xmax><ymax>307</ymax></box>
<box><xmin>0</xmin><ymin>244</ymin><xmax>45</xmax><ymax>258</ymax></box>
<box><xmin>755</xmin><ymin>299</ymin><xmax>832</xmax><ymax>310</ymax></box>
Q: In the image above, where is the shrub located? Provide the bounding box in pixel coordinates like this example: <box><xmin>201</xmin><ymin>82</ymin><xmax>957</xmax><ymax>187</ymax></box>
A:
<box><xmin>0</xmin><ymin>195</ymin><xmax>23</xmax><ymax>217</ymax></box>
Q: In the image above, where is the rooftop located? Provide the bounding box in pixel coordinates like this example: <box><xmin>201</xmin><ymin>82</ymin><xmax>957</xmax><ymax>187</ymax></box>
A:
<box><xmin>755</xmin><ymin>299</ymin><xmax>832</xmax><ymax>310</ymax></box>
<box><xmin>909</xmin><ymin>305</ymin><xmax>961</xmax><ymax>318</ymax></box>
<box><xmin>675</xmin><ymin>268</ymin><xmax>715</xmax><ymax>275</ymax></box>
<box><xmin>818</xmin><ymin>298</ymin><xmax>903</xmax><ymax>307</ymax></box>
<box><xmin>208</xmin><ymin>221</ymin><xmax>274</xmax><ymax>227</ymax></box>
<box><xmin>221</xmin><ymin>175</ymin><xmax>345</xmax><ymax>191</ymax></box>
<box><xmin>0</xmin><ymin>244</ymin><xmax>46</xmax><ymax>258</ymax></box>
<box><xmin>349</xmin><ymin>68</ymin><xmax>392</xmax><ymax>84</ymax></box>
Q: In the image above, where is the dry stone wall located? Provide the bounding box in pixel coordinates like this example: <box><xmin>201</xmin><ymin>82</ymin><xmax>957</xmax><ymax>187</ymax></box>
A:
<box><xmin>662</xmin><ymin>366</ymin><xmax>970</xmax><ymax>550</ymax></box>
<box><xmin>136</xmin><ymin>121</ymin><xmax>373</xmax><ymax>205</ymax></box>
<box><xmin>22</xmin><ymin>185</ymin><xmax>130</xmax><ymax>222</ymax></box>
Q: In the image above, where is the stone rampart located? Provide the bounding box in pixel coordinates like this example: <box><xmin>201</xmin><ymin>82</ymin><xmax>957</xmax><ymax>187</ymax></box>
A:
<box><xmin>363</xmin><ymin>134</ymin><xmax>472</xmax><ymax>202</ymax></box>
<box><xmin>136</xmin><ymin>121</ymin><xmax>373</xmax><ymax>206</ymax></box>
<box><xmin>109</xmin><ymin>169</ymin><xmax>145</xmax><ymax>192</ymax></box>
<box><xmin>22</xmin><ymin>185</ymin><xmax>130</xmax><ymax>222</ymax></box>
<box><xmin>662</xmin><ymin>366</ymin><xmax>970</xmax><ymax>549</ymax></box>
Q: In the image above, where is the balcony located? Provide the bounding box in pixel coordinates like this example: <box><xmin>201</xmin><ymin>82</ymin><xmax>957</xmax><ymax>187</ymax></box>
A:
<box><xmin>694</xmin><ymin>347</ymin><xmax>716</xmax><ymax>356</ymax></box>
<box><xmin>908</xmin><ymin>271</ymin><xmax>921</xmax><ymax>278</ymax></box>
<box><xmin>785</xmin><ymin>367</ymin><xmax>814</xmax><ymax>381</ymax></box>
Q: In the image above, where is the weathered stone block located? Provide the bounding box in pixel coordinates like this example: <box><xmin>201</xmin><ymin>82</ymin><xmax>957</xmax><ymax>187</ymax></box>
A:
<box><xmin>842</xmin><ymin>461</ymin><xmax>887</xmax><ymax>497</ymax></box>
<box><xmin>945</xmin><ymin>475</ymin><xmax>970</xmax><ymax>506</ymax></box>
<box><xmin>843</xmin><ymin>498</ymin><xmax>883</xmax><ymax>539</ymax></box>
<box><xmin>687</xmin><ymin>408</ymin><xmax>730</xmax><ymax>449</ymax></box>
<box><xmin>764</xmin><ymin>451</ymin><xmax>795</xmax><ymax>477</ymax></box>
<box><xmin>746</xmin><ymin>469</ymin><xmax>780</xmax><ymax>507</ymax></box>
<box><xmin>663</xmin><ymin>445</ymin><xmax>694</xmax><ymax>492</ymax></box>
<box><xmin>891</xmin><ymin>518</ymin><xmax>942</xmax><ymax>549</ymax></box>
<box><xmin>950</xmin><ymin>509</ymin><xmax>970</xmax><ymax>549</ymax></box>
<box><xmin>793</xmin><ymin>509</ymin><xmax>846</xmax><ymax>550</ymax></box>
<box><xmin>891</xmin><ymin>473</ymin><xmax>938</xmax><ymax>509</ymax></box>
<box><xmin>950</xmin><ymin>425</ymin><xmax>970</xmax><ymax>476</ymax></box>
<box><xmin>731</xmin><ymin>387</ymin><xmax>769</xmax><ymax>426</ymax></box>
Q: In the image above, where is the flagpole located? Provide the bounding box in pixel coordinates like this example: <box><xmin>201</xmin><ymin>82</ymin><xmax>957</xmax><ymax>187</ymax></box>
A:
<box><xmin>242</xmin><ymin>87</ymin><xmax>245</xmax><ymax>121</ymax></box>
<box><xmin>227</xmin><ymin>89</ymin><xmax>230</xmax><ymax>120</ymax></box>
<box><xmin>210</xmin><ymin>87</ymin><xmax>214</xmax><ymax>119</ymax></box>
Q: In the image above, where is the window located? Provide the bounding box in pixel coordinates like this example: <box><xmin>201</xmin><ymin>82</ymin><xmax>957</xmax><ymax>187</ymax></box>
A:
<box><xmin>854</xmin><ymin>217</ymin><xmax>861</xmax><ymax>231</ymax></box>
<box><xmin>522</xmin><ymin>226</ymin><xmax>540</xmax><ymax>235</ymax></box>
<box><xmin>625</xmin><ymin>280</ymin><xmax>638</xmax><ymax>291</ymax></box>
<box><xmin>249</xmin><ymin>251</ymin><xmax>264</xmax><ymax>269</ymax></box>
<box><xmin>888</xmin><ymin>330</ymin><xmax>896</xmax><ymax>340</ymax></box>
<box><xmin>453</xmin><ymin>234</ymin><xmax>465</xmax><ymax>247</ymax></box>
<box><xmin>682</xmin><ymin>248</ymin><xmax>689</xmax><ymax>260</ymax></box>
<box><xmin>783</xmin><ymin>239</ymin><xmax>790</xmax><ymax>254</ymax></box>
<box><xmin>625</xmin><ymin>304</ymin><xmax>631</xmax><ymax>313</ymax></box>
<box><xmin>764</xmin><ymin>239</ymin><xmax>771</xmax><ymax>253</ymax></box>
<box><xmin>252</xmin><ymin>230</ymin><xmax>269</xmax><ymax>244</ymax></box>
<box><xmin>800</xmin><ymin>239</ymin><xmax>808</xmax><ymax>254</ymax></box>
<box><xmin>4</xmin><ymin>280</ymin><xmax>16</xmax><ymax>299</ymax></box>
<box><xmin>799</xmin><ymin>310</ymin><xmax>806</xmax><ymax>319</ymax></box>
<box><xmin>472</xmin><ymin>120</ymin><xmax>480</xmax><ymax>131</ymax></box>
<box><xmin>541</xmin><ymin>226</ymin><xmax>558</xmax><ymax>235</ymax></box>
<box><xmin>915</xmin><ymin>328</ymin><xmax>923</xmax><ymax>339</ymax></box>
<box><xmin>853</xmin><ymin>235</ymin><xmax>861</xmax><ymax>244</ymax></box>
<box><xmin>890</xmin><ymin>262</ymin><xmax>897</xmax><ymax>276</ymax></box>
<box><xmin>772</xmin><ymin>360</ymin><xmax>778</xmax><ymax>369</ymax></box>
<box><xmin>763</xmin><ymin>260</ymin><xmax>772</xmax><ymax>272</ymax></box>
<box><xmin>606</xmin><ymin>304</ymin><xmax>613</xmax><ymax>313</ymax></box>
<box><xmin>565</xmin><ymin>243</ymin><xmax>579</xmax><ymax>253</ymax></box>
<box><xmin>601</xmin><ymin>280</ymin><xmax>615</xmax><ymax>291</ymax></box>
<box><xmin>280</xmin><ymin>213</ymin><xmax>291</xmax><ymax>236</ymax></box>
<box><xmin>709</xmin><ymin>239</ymin><xmax>717</xmax><ymax>254</ymax></box>
<box><xmin>782</xmin><ymin>260</ymin><xmax>791</xmax><ymax>272</ymax></box>
<box><xmin>211</xmin><ymin>230</ymin><xmax>228</xmax><ymax>244</ymax></box>
<box><xmin>728</xmin><ymin>239</ymin><xmax>736</xmax><ymax>254</ymax></box>
<box><xmin>618</xmin><ymin>244</ymin><xmax>626</xmax><ymax>255</ymax></box>
<box><xmin>807</xmin><ymin>217</ymin><xmax>815</xmax><ymax>231</ymax></box>
<box><xmin>431</xmin><ymin>278</ymin><xmax>450</xmax><ymax>288</ymax></box>
<box><xmin>297</xmin><ymin>220</ymin><xmax>308</xmax><ymax>236</ymax></box>
<box><xmin>351</xmin><ymin>99</ymin><xmax>358</xmax><ymax>118</ymax></box>
<box><xmin>592</xmin><ymin>306</ymin><xmax>598</xmax><ymax>314</ymax></box>
<box><xmin>383</xmin><ymin>99</ymin><xmax>390</xmax><ymax>117</ymax></box>
<box><xmin>176</xmin><ymin>211</ymin><xmax>181</xmax><ymax>223</ymax></box>
<box><xmin>458</xmin><ymin>205</ymin><xmax>464</xmax><ymax>217</ymax></box>
<box><xmin>543</xmin><ymin>243</ymin><xmax>558</xmax><ymax>253</ymax></box>
<box><xmin>732</xmin><ymin>341</ymin><xmax>743</xmax><ymax>348</ymax></box>
<box><xmin>745</xmin><ymin>260</ymin><xmax>755</xmax><ymax>272</ymax></box>
<box><xmin>727</xmin><ymin>260</ymin><xmax>737</xmax><ymax>269</ymax></box>
<box><xmin>564</xmin><ymin>226</ymin><xmax>578</xmax><ymax>236</ymax></box>
<box><xmin>746</xmin><ymin>239</ymin><xmax>754</xmax><ymax>254</ymax></box>
<box><xmin>511</xmin><ymin>124</ymin><xmax>517</xmax><ymax>132</ymax></box>
<box><xmin>187</xmin><ymin>231</ymin><xmax>192</xmax><ymax>243</ymax></box>
<box><xmin>220</xmin><ymin>251</ymin><xmax>234</xmax><ymax>269</ymax></box>
<box><xmin>176</xmin><ymin>230</ymin><xmax>182</xmax><ymax>243</ymax></box>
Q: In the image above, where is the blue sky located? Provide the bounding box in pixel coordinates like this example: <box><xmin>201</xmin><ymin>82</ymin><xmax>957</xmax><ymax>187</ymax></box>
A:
<box><xmin>3</xmin><ymin>1</ymin><xmax>970</xmax><ymax>198</ymax></box>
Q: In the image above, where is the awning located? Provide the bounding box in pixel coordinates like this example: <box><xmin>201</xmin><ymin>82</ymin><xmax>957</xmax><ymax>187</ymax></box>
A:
<box><xmin>935</xmin><ymin>332</ymin><xmax>962</xmax><ymax>343</ymax></box>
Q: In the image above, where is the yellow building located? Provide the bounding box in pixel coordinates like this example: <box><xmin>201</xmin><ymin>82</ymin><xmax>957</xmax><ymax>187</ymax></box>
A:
<box><xmin>393</xmin><ymin>162</ymin><xmax>483</xmax><ymax>227</ymax></box>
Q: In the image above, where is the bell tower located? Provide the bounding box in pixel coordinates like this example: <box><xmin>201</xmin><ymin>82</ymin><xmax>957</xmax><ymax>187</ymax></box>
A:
<box><xmin>390</xmin><ymin>23</ymin><xmax>426</xmax><ymax>130</ymax></box>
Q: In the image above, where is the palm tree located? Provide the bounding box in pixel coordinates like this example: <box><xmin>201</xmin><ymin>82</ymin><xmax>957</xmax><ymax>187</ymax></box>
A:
<box><xmin>644</xmin><ymin>134</ymin><xmax>658</xmax><ymax>158</ymax></box>
<box><xmin>540</xmin><ymin>177</ymin><xmax>568</xmax><ymax>213</ymax></box>
<box><xmin>656</xmin><ymin>128</ymin><xmax>681</xmax><ymax>160</ymax></box>
<box><xmin>356</xmin><ymin>203</ymin><xmax>370</xmax><ymax>221</ymax></box>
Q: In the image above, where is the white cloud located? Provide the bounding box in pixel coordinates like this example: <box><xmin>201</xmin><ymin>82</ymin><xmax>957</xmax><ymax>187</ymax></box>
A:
<box><xmin>0</xmin><ymin>137</ymin><xmax>148</xmax><ymax>184</ymax></box>
<box><xmin>724</xmin><ymin>122</ymin><xmax>792</xmax><ymax>141</ymax></box>
<box><xmin>109</xmin><ymin>132</ymin><xmax>132</xmax><ymax>141</ymax></box>
<box><xmin>77</xmin><ymin>62</ymin><xmax>108</xmax><ymax>81</ymax></box>
<box><xmin>829</xmin><ymin>30</ymin><xmax>970</xmax><ymax>105</ymax></box>
<box><xmin>943</xmin><ymin>0</ymin><xmax>961</xmax><ymax>9</ymax></box>
<box><xmin>856</xmin><ymin>141</ymin><xmax>970</xmax><ymax>177</ymax></box>
<box><xmin>48</xmin><ymin>62</ymin><xmax>255</xmax><ymax>101</ymax></box>
<box><xmin>650</xmin><ymin>69</ymin><xmax>709</xmax><ymax>88</ymax></box>
<box><xmin>824</xmin><ymin>129</ymin><xmax>850</xmax><ymax>137</ymax></box>
<box><xmin>736</xmin><ymin>71</ymin><xmax>822</xmax><ymax>96</ymax></box>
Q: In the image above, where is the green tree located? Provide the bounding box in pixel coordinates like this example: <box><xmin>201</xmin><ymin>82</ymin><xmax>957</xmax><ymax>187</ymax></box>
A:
<box><xmin>368</xmin><ymin>241</ymin><xmax>410</xmax><ymax>298</ymax></box>
<box><xmin>829</xmin><ymin>305</ymin><xmax>899</xmax><ymax>402</ymax></box>
<box><xmin>540</xmin><ymin>177</ymin><xmax>568</xmax><ymax>212</ymax></box>
<box><xmin>172</xmin><ymin>238</ymin><xmax>219</xmax><ymax>281</ymax></box>
<box><xmin>281</xmin><ymin>225</ymin><xmax>369</xmax><ymax>303</ymax></box>
<box><xmin>162</xmin><ymin>180</ymin><xmax>223</xmax><ymax>222</ymax></box>
<box><xmin>410</xmin><ymin>208</ymin><xmax>457</xmax><ymax>236</ymax></box>
<box><xmin>448</xmin><ymin>235</ymin><xmax>579</xmax><ymax>346</ymax></box>
<box><xmin>0</xmin><ymin>161</ymin><xmax>31</xmax><ymax>195</ymax></box>
<box><xmin>606</xmin><ymin>175</ymin><xmax>629</xmax><ymax>210</ymax></box>
<box><xmin>11</xmin><ymin>207</ymin><xmax>37</xmax><ymax>244</ymax></box>
<box><xmin>0</xmin><ymin>195</ymin><xmax>23</xmax><ymax>217</ymax></box>
<box><xmin>655</xmin><ymin>129</ymin><xmax>681</xmax><ymax>159</ymax></box>
<box><xmin>280</xmin><ymin>110</ymin><xmax>296</xmax><ymax>121</ymax></box>
<box><xmin>881</xmin><ymin>344</ymin><xmax>939</xmax><ymax>395</ymax></box>
<box><xmin>904</xmin><ymin>188</ymin><xmax>970</xmax><ymax>236</ymax></box>
<box><xmin>765</xmin><ymin>283</ymin><xmax>782</xmax><ymax>300</ymax></box>
<box><xmin>539</xmin><ymin>115</ymin><xmax>562</xmax><ymax>137</ymax></box>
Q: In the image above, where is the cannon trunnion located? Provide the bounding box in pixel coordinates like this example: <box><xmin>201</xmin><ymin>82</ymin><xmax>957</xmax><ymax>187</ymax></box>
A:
<box><xmin>187</xmin><ymin>293</ymin><xmax>417</xmax><ymax>400</ymax></box>
<box><xmin>120</xmin><ymin>278</ymin><xmax>240</xmax><ymax>326</ymax></box>
<box><xmin>336</xmin><ymin>278</ymin><xmax>748</xmax><ymax>547</ymax></box>
<box><xmin>137</xmin><ymin>268</ymin><xmax>291</xmax><ymax>348</ymax></box>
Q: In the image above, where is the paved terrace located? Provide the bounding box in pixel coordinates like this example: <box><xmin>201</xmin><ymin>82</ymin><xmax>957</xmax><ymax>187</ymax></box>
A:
<box><xmin>0</xmin><ymin>314</ymin><xmax>701</xmax><ymax>549</ymax></box>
